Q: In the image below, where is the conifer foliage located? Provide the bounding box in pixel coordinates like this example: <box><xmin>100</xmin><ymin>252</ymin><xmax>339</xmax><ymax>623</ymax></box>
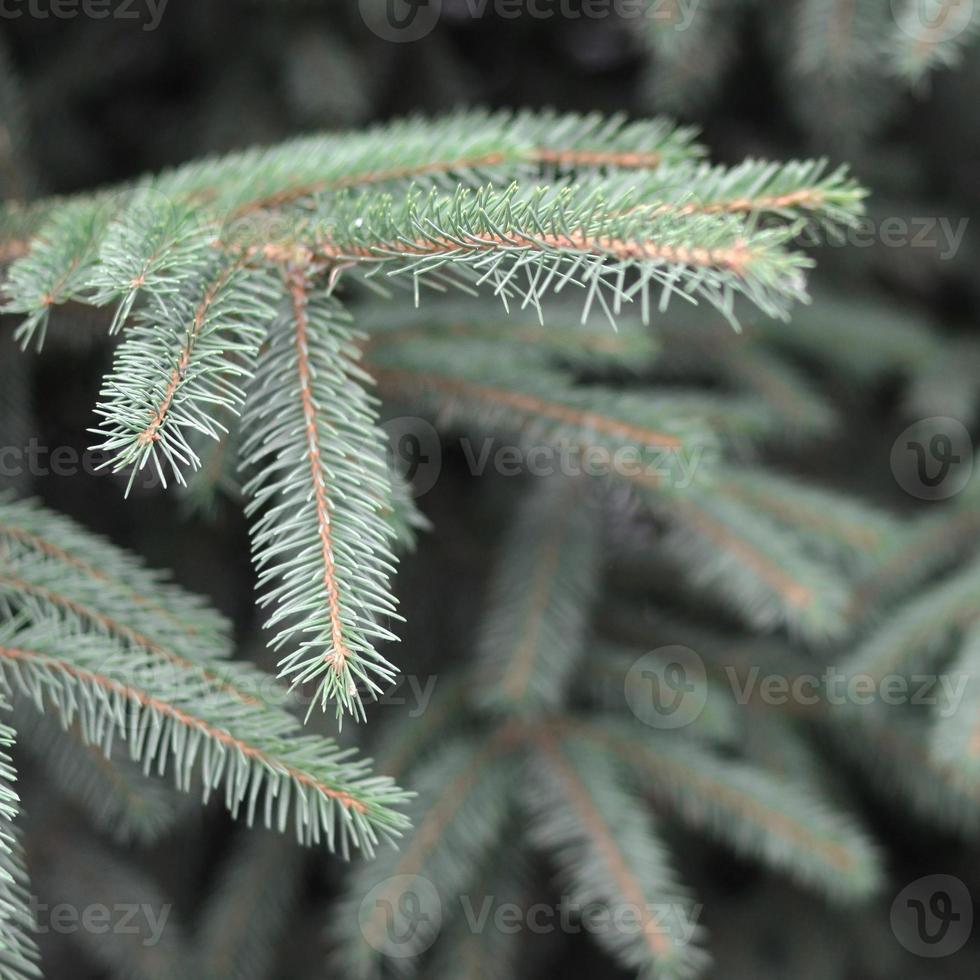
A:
<box><xmin>0</xmin><ymin>106</ymin><xmax>872</xmax><ymax>977</ymax></box>
<box><xmin>0</xmin><ymin>68</ymin><xmax>977</xmax><ymax>976</ymax></box>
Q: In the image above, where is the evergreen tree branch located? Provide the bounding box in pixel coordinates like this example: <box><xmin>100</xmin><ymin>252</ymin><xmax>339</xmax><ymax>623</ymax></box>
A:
<box><xmin>192</xmin><ymin>829</ymin><xmax>303</xmax><ymax>980</ymax></box>
<box><xmin>333</xmin><ymin>731</ymin><xmax>520</xmax><ymax>976</ymax></box>
<box><xmin>574</xmin><ymin>718</ymin><xmax>882</xmax><ymax>902</ymax></box>
<box><xmin>11</xmin><ymin>704</ymin><xmax>185</xmax><ymax>845</ymax></box>
<box><xmin>0</xmin><ymin>623</ymin><xmax>409</xmax><ymax>854</ymax></box>
<box><xmin>89</xmin><ymin>260</ymin><xmax>281</xmax><ymax>492</ymax></box>
<box><xmin>304</xmin><ymin>182</ymin><xmax>814</xmax><ymax>324</ymax></box>
<box><xmin>632</xmin><ymin>483</ymin><xmax>851</xmax><ymax>642</ymax></box>
<box><xmin>0</xmin><ymin>498</ymin><xmax>274</xmax><ymax>712</ymax></box>
<box><xmin>476</xmin><ymin>477</ymin><xmax>602</xmax><ymax>714</ymax></box>
<box><xmin>241</xmin><ymin>276</ymin><xmax>400</xmax><ymax>720</ymax></box>
<box><xmin>367</xmin><ymin>338</ymin><xmax>718</xmax><ymax>490</ymax></box>
<box><xmin>842</xmin><ymin>554</ymin><xmax>980</xmax><ymax>685</ymax></box>
<box><xmin>526</xmin><ymin>730</ymin><xmax>707</xmax><ymax>979</ymax></box>
<box><xmin>0</xmin><ymin>698</ymin><xmax>40</xmax><ymax>980</ymax></box>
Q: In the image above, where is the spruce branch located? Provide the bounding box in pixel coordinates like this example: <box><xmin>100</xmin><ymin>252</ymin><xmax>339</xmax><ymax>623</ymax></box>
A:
<box><xmin>87</xmin><ymin>191</ymin><xmax>217</xmax><ymax>334</ymax></box>
<box><xmin>633</xmin><ymin>483</ymin><xmax>852</xmax><ymax>642</ymax></box>
<box><xmin>525</xmin><ymin>730</ymin><xmax>708</xmax><ymax>980</ymax></box>
<box><xmin>333</xmin><ymin>732</ymin><xmax>520</xmax><ymax>977</ymax></box>
<box><xmin>0</xmin><ymin>698</ymin><xmax>40</xmax><ymax>980</ymax></box>
<box><xmin>308</xmin><ymin>182</ymin><xmax>814</xmax><ymax>325</ymax></box>
<box><xmin>0</xmin><ymin>496</ymin><xmax>272</xmax><ymax>711</ymax></box>
<box><xmin>367</xmin><ymin>338</ymin><xmax>719</xmax><ymax>490</ymax></box>
<box><xmin>829</xmin><ymin>712</ymin><xmax>980</xmax><ymax>836</ymax></box>
<box><xmin>576</xmin><ymin>718</ymin><xmax>882</xmax><ymax>902</ymax></box>
<box><xmin>222</xmin><ymin>109</ymin><xmax>704</xmax><ymax>217</ymax></box>
<box><xmin>3</xmin><ymin>197</ymin><xmax>114</xmax><ymax>347</ymax></box>
<box><xmin>240</xmin><ymin>274</ymin><xmax>400</xmax><ymax>720</ymax></box>
<box><xmin>841</xmin><ymin>555</ymin><xmax>980</xmax><ymax>689</ymax></box>
<box><xmin>89</xmin><ymin>259</ymin><xmax>282</xmax><ymax>493</ymax></box>
<box><xmin>192</xmin><ymin>830</ymin><xmax>303</xmax><ymax>980</ymax></box>
<box><xmin>0</xmin><ymin>621</ymin><xmax>409</xmax><ymax>854</ymax></box>
<box><xmin>475</xmin><ymin>476</ymin><xmax>602</xmax><ymax>714</ymax></box>
<box><xmin>0</xmin><ymin>499</ymin><xmax>410</xmax><ymax>854</ymax></box>
<box><xmin>0</xmin><ymin>110</ymin><xmax>703</xmax><ymax>270</ymax></box>
<box><xmin>710</xmin><ymin>465</ymin><xmax>900</xmax><ymax>569</ymax></box>
<box><xmin>11</xmin><ymin>705</ymin><xmax>185</xmax><ymax>845</ymax></box>
<box><xmin>630</xmin><ymin>157</ymin><xmax>865</xmax><ymax>230</ymax></box>
<box><xmin>845</xmin><ymin>506</ymin><xmax>980</xmax><ymax>626</ymax></box>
